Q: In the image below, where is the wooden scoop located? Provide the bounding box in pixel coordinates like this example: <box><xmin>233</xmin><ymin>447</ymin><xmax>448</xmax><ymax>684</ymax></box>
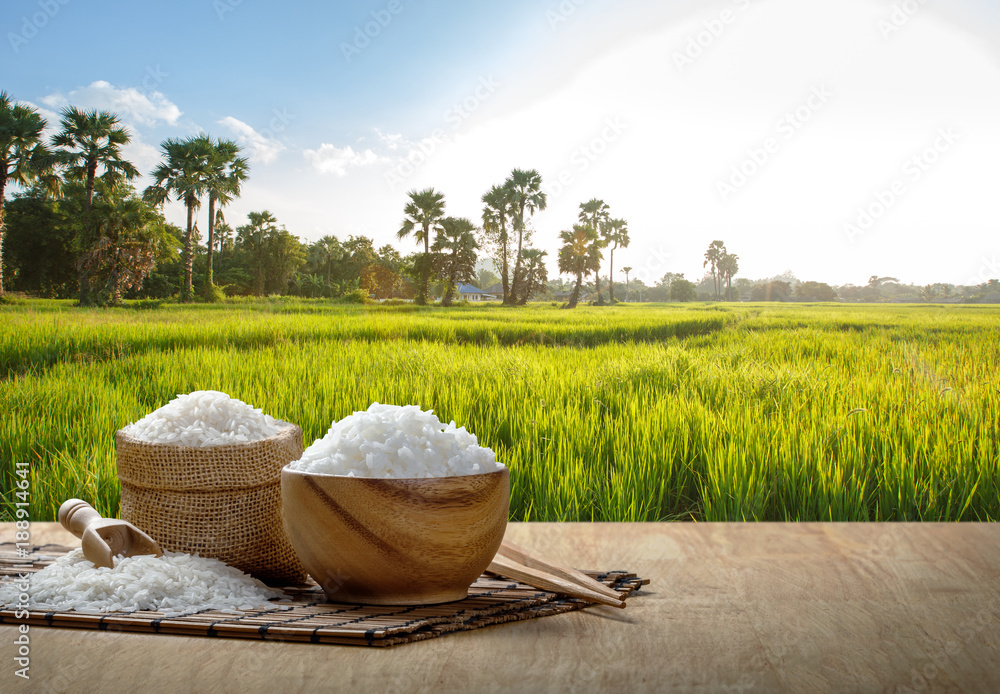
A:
<box><xmin>58</xmin><ymin>499</ymin><xmax>163</xmax><ymax>569</ymax></box>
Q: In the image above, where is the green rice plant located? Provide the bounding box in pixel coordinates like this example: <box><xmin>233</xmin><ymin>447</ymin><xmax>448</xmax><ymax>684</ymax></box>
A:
<box><xmin>1</xmin><ymin>300</ymin><xmax>997</xmax><ymax>522</ymax></box>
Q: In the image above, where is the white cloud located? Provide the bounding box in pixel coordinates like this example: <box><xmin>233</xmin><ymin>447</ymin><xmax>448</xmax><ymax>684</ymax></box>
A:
<box><xmin>303</xmin><ymin>143</ymin><xmax>382</xmax><ymax>176</ymax></box>
<box><xmin>218</xmin><ymin>116</ymin><xmax>286</xmax><ymax>164</ymax></box>
<box><xmin>376</xmin><ymin>129</ymin><xmax>405</xmax><ymax>150</ymax></box>
<box><xmin>40</xmin><ymin>80</ymin><xmax>182</xmax><ymax>126</ymax></box>
<box><xmin>124</xmin><ymin>138</ymin><xmax>165</xmax><ymax>179</ymax></box>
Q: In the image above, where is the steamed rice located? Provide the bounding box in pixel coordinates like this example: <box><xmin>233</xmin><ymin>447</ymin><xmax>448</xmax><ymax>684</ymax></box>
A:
<box><xmin>288</xmin><ymin>403</ymin><xmax>505</xmax><ymax>478</ymax></box>
<box><xmin>122</xmin><ymin>390</ymin><xmax>284</xmax><ymax>447</ymax></box>
<box><xmin>0</xmin><ymin>549</ymin><xmax>285</xmax><ymax>617</ymax></box>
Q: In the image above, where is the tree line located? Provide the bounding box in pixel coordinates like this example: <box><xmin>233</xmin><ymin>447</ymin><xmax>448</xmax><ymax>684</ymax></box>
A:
<box><xmin>3</xmin><ymin>91</ymin><xmax>997</xmax><ymax>306</ymax></box>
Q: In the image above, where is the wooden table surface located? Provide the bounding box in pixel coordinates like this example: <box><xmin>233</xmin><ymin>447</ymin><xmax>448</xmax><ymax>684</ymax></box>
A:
<box><xmin>2</xmin><ymin>522</ymin><xmax>998</xmax><ymax>693</ymax></box>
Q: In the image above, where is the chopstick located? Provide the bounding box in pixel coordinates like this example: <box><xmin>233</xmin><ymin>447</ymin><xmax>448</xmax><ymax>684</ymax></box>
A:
<box><xmin>488</xmin><ymin>554</ymin><xmax>626</xmax><ymax>608</ymax></box>
<box><xmin>496</xmin><ymin>539</ymin><xmax>623</xmax><ymax>601</ymax></box>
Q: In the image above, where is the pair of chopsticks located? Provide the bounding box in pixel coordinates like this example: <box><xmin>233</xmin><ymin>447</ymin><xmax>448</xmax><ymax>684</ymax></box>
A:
<box><xmin>488</xmin><ymin>539</ymin><xmax>626</xmax><ymax>608</ymax></box>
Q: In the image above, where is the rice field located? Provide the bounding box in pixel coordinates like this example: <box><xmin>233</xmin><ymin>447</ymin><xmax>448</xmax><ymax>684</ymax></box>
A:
<box><xmin>2</xmin><ymin>299</ymin><xmax>998</xmax><ymax>523</ymax></box>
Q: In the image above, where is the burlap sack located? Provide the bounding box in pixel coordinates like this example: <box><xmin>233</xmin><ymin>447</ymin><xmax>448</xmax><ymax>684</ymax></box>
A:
<box><xmin>115</xmin><ymin>422</ymin><xmax>308</xmax><ymax>585</ymax></box>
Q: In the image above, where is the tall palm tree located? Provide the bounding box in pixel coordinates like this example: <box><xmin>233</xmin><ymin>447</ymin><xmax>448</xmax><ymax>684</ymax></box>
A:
<box><xmin>213</xmin><ymin>215</ymin><xmax>236</xmax><ymax>256</ymax></box>
<box><xmin>703</xmin><ymin>240</ymin><xmax>726</xmax><ymax>300</ymax></box>
<box><xmin>558</xmin><ymin>224</ymin><xmax>602</xmax><ymax>309</ymax></box>
<box><xmin>309</xmin><ymin>235</ymin><xmax>343</xmax><ymax>292</ymax></box>
<box><xmin>622</xmin><ymin>266</ymin><xmax>632</xmax><ymax>302</ymax></box>
<box><xmin>432</xmin><ymin>216</ymin><xmax>477</xmax><ymax>306</ymax></box>
<box><xmin>397</xmin><ymin>187</ymin><xmax>445</xmax><ymax>305</ymax></box>
<box><xmin>0</xmin><ymin>92</ymin><xmax>58</xmax><ymax>295</ymax></box>
<box><xmin>236</xmin><ymin>210</ymin><xmax>280</xmax><ymax>296</ymax></box>
<box><xmin>201</xmin><ymin>137</ymin><xmax>248</xmax><ymax>295</ymax></box>
<box><xmin>53</xmin><ymin>107</ymin><xmax>139</xmax><ymax>304</ymax></box>
<box><xmin>604</xmin><ymin>217</ymin><xmax>629</xmax><ymax>304</ymax></box>
<box><xmin>717</xmin><ymin>252</ymin><xmax>739</xmax><ymax>301</ymax></box>
<box><xmin>53</xmin><ymin>107</ymin><xmax>138</xmax><ymax>211</ymax></box>
<box><xmin>504</xmin><ymin>169</ymin><xmax>546</xmax><ymax>304</ymax></box>
<box><xmin>516</xmin><ymin>248</ymin><xmax>548</xmax><ymax>305</ymax></box>
<box><xmin>578</xmin><ymin>199</ymin><xmax>610</xmax><ymax>304</ymax></box>
<box><xmin>145</xmin><ymin>136</ymin><xmax>214</xmax><ymax>302</ymax></box>
<box><xmin>481</xmin><ymin>184</ymin><xmax>513</xmax><ymax>304</ymax></box>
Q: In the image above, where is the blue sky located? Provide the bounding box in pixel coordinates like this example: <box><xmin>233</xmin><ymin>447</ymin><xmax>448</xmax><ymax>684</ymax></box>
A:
<box><xmin>3</xmin><ymin>0</ymin><xmax>1000</xmax><ymax>286</ymax></box>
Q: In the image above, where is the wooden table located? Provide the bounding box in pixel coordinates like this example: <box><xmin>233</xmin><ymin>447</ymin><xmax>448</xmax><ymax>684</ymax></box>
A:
<box><xmin>2</xmin><ymin>522</ymin><xmax>998</xmax><ymax>693</ymax></box>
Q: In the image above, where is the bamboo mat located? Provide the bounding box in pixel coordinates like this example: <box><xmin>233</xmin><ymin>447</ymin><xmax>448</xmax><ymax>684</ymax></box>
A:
<box><xmin>0</xmin><ymin>543</ymin><xmax>647</xmax><ymax>647</ymax></box>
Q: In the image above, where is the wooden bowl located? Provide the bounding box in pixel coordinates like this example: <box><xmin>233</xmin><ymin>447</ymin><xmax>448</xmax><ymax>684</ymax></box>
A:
<box><xmin>280</xmin><ymin>467</ymin><xmax>510</xmax><ymax>605</ymax></box>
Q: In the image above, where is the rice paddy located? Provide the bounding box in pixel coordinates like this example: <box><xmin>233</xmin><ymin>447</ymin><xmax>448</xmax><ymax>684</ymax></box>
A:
<box><xmin>2</xmin><ymin>299</ymin><xmax>997</xmax><ymax>523</ymax></box>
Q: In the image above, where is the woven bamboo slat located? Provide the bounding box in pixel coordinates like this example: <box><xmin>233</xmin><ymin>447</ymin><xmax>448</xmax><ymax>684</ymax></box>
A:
<box><xmin>0</xmin><ymin>543</ymin><xmax>647</xmax><ymax>648</ymax></box>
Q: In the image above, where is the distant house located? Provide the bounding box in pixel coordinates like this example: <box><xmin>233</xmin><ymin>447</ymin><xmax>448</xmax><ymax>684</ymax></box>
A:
<box><xmin>456</xmin><ymin>283</ymin><xmax>497</xmax><ymax>302</ymax></box>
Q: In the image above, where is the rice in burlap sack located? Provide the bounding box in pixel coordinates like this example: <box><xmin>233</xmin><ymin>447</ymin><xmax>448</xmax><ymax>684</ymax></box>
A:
<box><xmin>115</xmin><ymin>422</ymin><xmax>308</xmax><ymax>585</ymax></box>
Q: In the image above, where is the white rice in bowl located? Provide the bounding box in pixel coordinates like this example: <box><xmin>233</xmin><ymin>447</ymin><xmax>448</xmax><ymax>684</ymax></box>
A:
<box><xmin>122</xmin><ymin>390</ymin><xmax>285</xmax><ymax>447</ymax></box>
<box><xmin>0</xmin><ymin>550</ymin><xmax>285</xmax><ymax>617</ymax></box>
<box><xmin>287</xmin><ymin>403</ymin><xmax>505</xmax><ymax>478</ymax></box>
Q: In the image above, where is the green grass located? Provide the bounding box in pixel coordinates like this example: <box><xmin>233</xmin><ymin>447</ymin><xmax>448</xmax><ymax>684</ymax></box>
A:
<box><xmin>2</xmin><ymin>299</ymin><xmax>997</xmax><ymax>523</ymax></box>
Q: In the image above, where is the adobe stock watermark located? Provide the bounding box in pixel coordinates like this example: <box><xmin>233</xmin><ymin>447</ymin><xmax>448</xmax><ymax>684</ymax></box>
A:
<box><xmin>213</xmin><ymin>0</ymin><xmax>242</xmax><ymax>21</ymax></box>
<box><xmin>673</xmin><ymin>0</ymin><xmax>752</xmax><ymax>73</ymax></box>
<box><xmin>384</xmin><ymin>76</ymin><xmax>500</xmax><ymax>192</ymax></box>
<box><xmin>7</xmin><ymin>0</ymin><xmax>71</xmax><ymax>54</ymax></box>
<box><xmin>542</xmin><ymin>116</ymin><xmax>629</xmax><ymax>201</ymax></box>
<box><xmin>716</xmin><ymin>84</ymin><xmax>833</xmax><ymax>202</ymax></box>
<box><xmin>632</xmin><ymin>245</ymin><xmax>672</xmax><ymax>287</ymax></box>
<box><xmin>259</xmin><ymin>107</ymin><xmax>295</xmax><ymax>140</ymax></box>
<box><xmin>843</xmin><ymin>126</ymin><xmax>960</xmax><ymax>243</ymax></box>
<box><xmin>878</xmin><ymin>0</ymin><xmax>930</xmax><ymax>39</ymax></box>
<box><xmin>964</xmin><ymin>254</ymin><xmax>1000</xmax><ymax>287</ymax></box>
<box><xmin>137</xmin><ymin>64</ymin><xmax>169</xmax><ymax>100</ymax></box>
<box><xmin>11</xmin><ymin>457</ymin><xmax>32</xmax><ymax>681</ymax></box>
<box><xmin>546</xmin><ymin>0</ymin><xmax>587</xmax><ymax>30</ymax></box>
<box><xmin>341</xmin><ymin>0</ymin><xmax>410</xmax><ymax>63</ymax></box>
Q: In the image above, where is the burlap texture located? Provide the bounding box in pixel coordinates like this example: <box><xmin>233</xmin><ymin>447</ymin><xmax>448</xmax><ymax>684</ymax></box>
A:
<box><xmin>116</xmin><ymin>423</ymin><xmax>308</xmax><ymax>585</ymax></box>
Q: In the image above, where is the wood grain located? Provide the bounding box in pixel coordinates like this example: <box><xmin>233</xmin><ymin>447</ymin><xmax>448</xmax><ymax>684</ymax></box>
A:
<box><xmin>280</xmin><ymin>468</ymin><xmax>510</xmax><ymax>605</ymax></box>
<box><xmin>3</xmin><ymin>522</ymin><xmax>999</xmax><ymax>694</ymax></box>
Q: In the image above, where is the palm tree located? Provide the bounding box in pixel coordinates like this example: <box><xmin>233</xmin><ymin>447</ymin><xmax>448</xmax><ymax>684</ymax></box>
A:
<box><xmin>145</xmin><ymin>136</ymin><xmax>214</xmax><ymax>302</ymax></box>
<box><xmin>578</xmin><ymin>199</ymin><xmax>610</xmax><ymax>304</ymax></box>
<box><xmin>53</xmin><ymin>107</ymin><xmax>139</xmax><ymax>304</ymax></box>
<box><xmin>558</xmin><ymin>224</ymin><xmax>602</xmax><ymax>309</ymax></box>
<box><xmin>432</xmin><ymin>216</ymin><xmax>477</xmax><ymax>306</ymax></box>
<box><xmin>309</xmin><ymin>235</ymin><xmax>343</xmax><ymax>293</ymax></box>
<box><xmin>605</xmin><ymin>217</ymin><xmax>629</xmax><ymax>303</ymax></box>
<box><xmin>53</xmin><ymin>107</ymin><xmax>138</xmax><ymax>211</ymax></box>
<box><xmin>78</xmin><ymin>180</ymin><xmax>167</xmax><ymax>306</ymax></box>
<box><xmin>0</xmin><ymin>92</ymin><xmax>59</xmax><ymax>295</ymax></box>
<box><xmin>236</xmin><ymin>211</ymin><xmax>279</xmax><ymax>296</ymax></box>
<box><xmin>622</xmin><ymin>266</ymin><xmax>632</xmax><ymax>302</ymax></box>
<box><xmin>397</xmin><ymin>187</ymin><xmax>445</xmax><ymax>305</ymax></box>
<box><xmin>202</xmin><ymin>137</ymin><xmax>248</xmax><ymax>296</ymax></box>
<box><xmin>703</xmin><ymin>240</ymin><xmax>726</xmax><ymax>300</ymax></box>
<box><xmin>717</xmin><ymin>252</ymin><xmax>739</xmax><ymax>301</ymax></box>
<box><xmin>516</xmin><ymin>248</ymin><xmax>548</xmax><ymax>305</ymax></box>
<box><xmin>213</xmin><ymin>214</ymin><xmax>233</xmax><ymax>254</ymax></box>
<box><xmin>504</xmin><ymin>169</ymin><xmax>546</xmax><ymax>304</ymax></box>
<box><xmin>481</xmin><ymin>184</ymin><xmax>513</xmax><ymax>304</ymax></box>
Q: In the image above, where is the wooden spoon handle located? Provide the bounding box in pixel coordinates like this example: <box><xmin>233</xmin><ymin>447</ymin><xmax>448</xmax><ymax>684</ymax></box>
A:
<box><xmin>498</xmin><ymin>539</ymin><xmax>623</xmax><ymax>600</ymax></box>
<box><xmin>58</xmin><ymin>499</ymin><xmax>103</xmax><ymax>540</ymax></box>
<box><xmin>489</xmin><ymin>554</ymin><xmax>625</xmax><ymax>608</ymax></box>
